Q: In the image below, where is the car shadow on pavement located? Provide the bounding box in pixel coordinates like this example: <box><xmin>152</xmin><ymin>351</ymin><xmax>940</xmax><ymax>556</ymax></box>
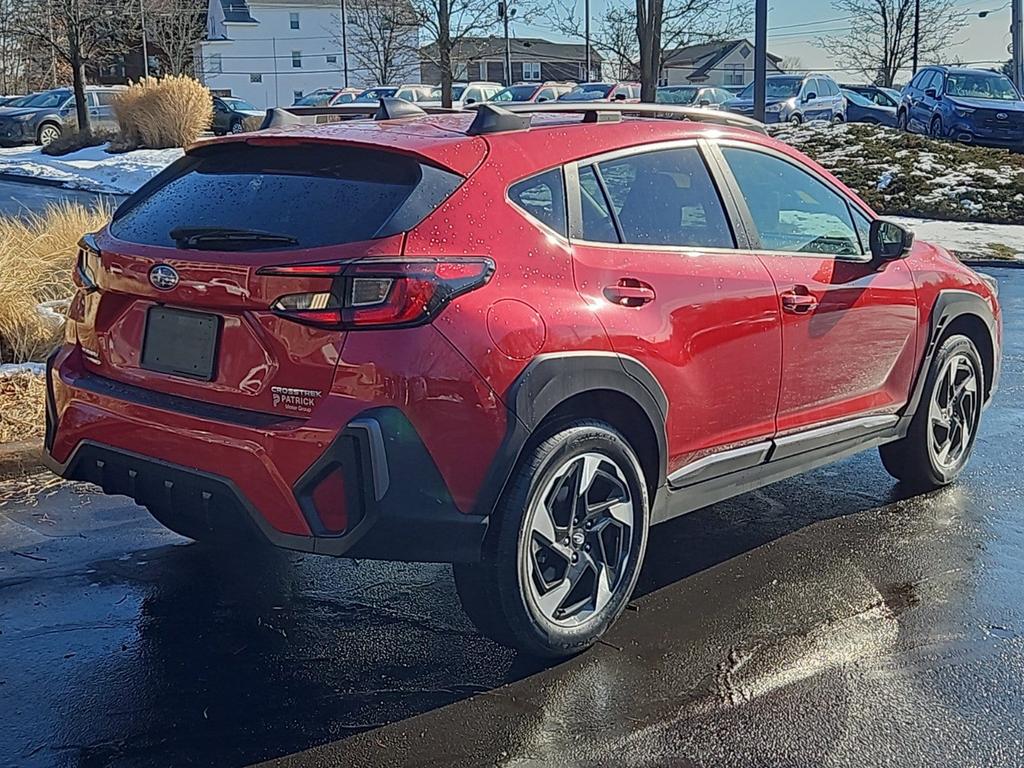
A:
<box><xmin>18</xmin><ymin>455</ymin><xmax>921</xmax><ymax>767</ymax></box>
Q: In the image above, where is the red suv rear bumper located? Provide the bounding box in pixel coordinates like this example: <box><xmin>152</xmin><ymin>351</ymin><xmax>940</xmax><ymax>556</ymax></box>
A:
<box><xmin>43</xmin><ymin>346</ymin><xmax>489</xmax><ymax>562</ymax></box>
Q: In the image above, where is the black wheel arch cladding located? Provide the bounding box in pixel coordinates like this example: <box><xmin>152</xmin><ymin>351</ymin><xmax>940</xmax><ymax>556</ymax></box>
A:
<box><xmin>473</xmin><ymin>352</ymin><xmax>668</xmax><ymax>518</ymax></box>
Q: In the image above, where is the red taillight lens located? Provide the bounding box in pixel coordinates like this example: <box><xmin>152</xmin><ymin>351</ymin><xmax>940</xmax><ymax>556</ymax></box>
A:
<box><xmin>311</xmin><ymin>466</ymin><xmax>348</xmax><ymax>534</ymax></box>
<box><xmin>257</xmin><ymin>258</ymin><xmax>494</xmax><ymax>330</ymax></box>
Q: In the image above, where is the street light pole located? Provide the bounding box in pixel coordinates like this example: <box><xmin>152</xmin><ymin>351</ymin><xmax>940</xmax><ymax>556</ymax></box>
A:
<box><xmin>140</xmin><ymin>0</ymin><xmax>150</xmax><ymax>78</ymax></box>
<box><xmin>912</xmin><ymin>0</ymin><xmax>920</xmax><ymax>74</ymax></box>
<box><xmin>503</xmin><ymin>3</ymin><xmax>512</xmax><ymax>86</ymax></box>
<box><xmin>1013</xmin><ymin>0</ymin><xmax>1024</xmax><ymax>92</ymax></box>
<box><xmin>585</xmin><ymin>0</ymin><xmax>591</xmax><ymax>80</ymax></box>
<box><xmin>340</xmin><ymin>0</ymin><xmax>349</xmax><ymax>87</ymax></box>
<box><xmin>754</xmin><ymin>0</ymin><xmax>767</xmax><ymax>122</ymax></box>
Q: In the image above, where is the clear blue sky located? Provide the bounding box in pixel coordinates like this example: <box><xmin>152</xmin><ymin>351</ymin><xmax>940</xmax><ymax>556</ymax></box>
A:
<box><xmin>515</xmin><ymin>0</ymin><xmax>1012</xmax><ymax>80</ymax></box>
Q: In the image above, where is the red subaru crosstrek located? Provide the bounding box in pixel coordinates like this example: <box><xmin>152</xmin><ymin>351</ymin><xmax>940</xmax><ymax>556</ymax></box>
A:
<box><xmin>45</xmin><ymin>101</ymin><xmax>1001</xmax><ymax>657</ymax></box>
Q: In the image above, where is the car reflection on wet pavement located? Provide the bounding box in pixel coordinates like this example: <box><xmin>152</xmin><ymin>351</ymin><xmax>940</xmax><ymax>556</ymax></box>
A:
<box><xmin>2</xmin><ymin>267</ymin><xmax>1022</xmax><ymax>768</ymax></box>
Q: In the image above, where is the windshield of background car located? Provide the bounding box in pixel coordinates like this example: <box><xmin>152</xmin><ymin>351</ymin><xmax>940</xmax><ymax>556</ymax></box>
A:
<box><xmin>356</xmin><ymin>88</ymin><xmax>397</xmax><ymax>101</ymax></box>
<box><xmin>842</xmin><ymin>90</ymin><xmax>873</xmax><ymax>107</ymax></box>
<box><xmin>430</xmin><ymin>86</ymin><xmax>467</xmax><ymax>100</ymax></box>
<box><xmin>560</xmin><ymin>84</ymin><xmax>614</xmax><ymax>101</ymax></box>
<box><xmin>224</xmin><ymin>98</ymin><xmax>258</xmax><ymax>111</ymax></box>
<box><xmin>738</xmin><ymin>77</ymin><xmax>802</xmax><ymax>100</ymax></box>
<box><xmin>491</xmin><ymin>85</ymin><xmax>537</xmax><ymax>101</ymax></box>
<box><xmin>23</xmin><ymin>90</ymin><xmax>70</xmax><ymax>108</ymax></box>
<box><xmin>946</xmin><ymin>73</ymin><xmax>1020</xmax><ymax>101</ymax></box>
<box><xmin>294</xmin><ymin>92</ymin><xmax>333</xmax><ymax>105</ymax></box>
<box><xmin>656</xmin><ymin>87</ymin><xmax>699</xmax><ymax>104</ymax></box>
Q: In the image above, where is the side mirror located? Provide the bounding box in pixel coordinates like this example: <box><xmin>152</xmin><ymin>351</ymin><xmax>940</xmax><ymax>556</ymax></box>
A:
<box><xmin>698</xmin><ymin>99</ymin><xmax>711</xmax><ymax>107</ymax></box>
<box><xmin>613</xmin><ymin>92</ymin><xmax>627</xmax><ymax>101</ymax></box>
<box><xmin>870</xmin><ymin>219</ymin><xmax>914</xmax><ymax>262</ymax></box>
<box><xmin>803</xmin><ymin>91</ymin><xmax>817</xmax><ymax>102</ymax></box>
<box><xmin>925</xmin><ymin>87</ymin><xmax>938</xmax><ymax>98</ymax></box>
<box><xmin>537</xmin><ymin>96</ymin><xmax>549</xmax><ymax>102</ymax></box>
<box><xmin>464</xmin><ymin>98</ymin><xmax>476</xmax><ymax>105</ymax></box>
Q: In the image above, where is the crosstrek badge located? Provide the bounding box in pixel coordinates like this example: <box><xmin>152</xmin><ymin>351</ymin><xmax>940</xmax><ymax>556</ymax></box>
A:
<box><xmin>271</xmin><ymin>386</ymin><xmax>322</xmax><ymax>413</ymax></box>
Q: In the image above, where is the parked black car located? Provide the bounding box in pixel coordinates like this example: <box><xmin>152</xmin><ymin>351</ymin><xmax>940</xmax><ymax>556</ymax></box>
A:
<box><xmin>897</xmin><ymin>66</ymin><xmax>1024</xmax><ymax>148</ymax></box>
<box><xmin>841</xmin><ymin>84</ymin><xmax>902</xmax><ymax>108</ymax></box>
<box><xmin>842</xmin><ymin>88</ymin><xmax>898</xmax><ymax>127</ymax></box>
<box><xmin>212</xmin><ymin>96</ymin><xmax>264</xmax><ymax>135</ymax></box>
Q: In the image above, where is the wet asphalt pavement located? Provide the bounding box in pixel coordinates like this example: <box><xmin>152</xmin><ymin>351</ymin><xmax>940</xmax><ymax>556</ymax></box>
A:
<box><xmin>0</xmin><ymin>179</ymin><xmax>122</xmax><ymax>217</ymax></box>
<box><xmin>1</xmin><ymin>267</ymin><xmax>1022</xmax><ymax>768</ymax></box>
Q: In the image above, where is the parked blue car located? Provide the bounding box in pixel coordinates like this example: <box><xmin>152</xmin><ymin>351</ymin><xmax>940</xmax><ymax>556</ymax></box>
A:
<box><xmin>841</xmin><ymin>84</ymin><xmax>902</xmax><ymax>109</ymax></box>
<box><xmin>842</xmin><ymin>88</ymin><xmax>898</xmax><ymax>127</ymax></box>
<box><xmin>897</xmin><ymin>66</ymin><xmax>1024</xmax><ymax>148</ymax></box>
<box><xmin>725</xmin><ymin>73</ymin><xmax>846</xmax><ymax>125</ymax></box>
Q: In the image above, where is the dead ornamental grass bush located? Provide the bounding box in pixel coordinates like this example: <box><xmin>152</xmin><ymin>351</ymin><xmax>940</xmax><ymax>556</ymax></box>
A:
<box><xmin>0</xmin><ymin>202</ymin><xmax>112</xmax><ymax>364</ymax></box>
<box><xmin>111</xmin><ymin>75</ymin><xmax>213</xmax><ymax>151</ymax></box>
<box><xmin>0</xmin><ymin>371</ymin><xmax>45</xmax><ymax>444</ymax></box>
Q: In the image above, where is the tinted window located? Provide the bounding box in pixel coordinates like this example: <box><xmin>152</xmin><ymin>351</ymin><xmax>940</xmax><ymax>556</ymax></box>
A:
<box><xmin>930</xmin><ymin>72</ymin><xmax>945</xmax><ymax>93</ymax></box>
<box><xmin>95</xmin><ymin>91</ymin><xmax>119</xmax><ymax>106</ymax></box>
<box><xmin>722</xmin><ymin>147</ymin><xmax>861</xmax><ymax>257</ymax></box>
<box><xmin>508</xmin><ymin>168</ymin><xmax>567</xmax><ymax>236</ymax></box>
<box><xmin>595</xmin><ymin>147</ymin><xmax>733</xmax><ymax>248</ymax></box>
<box><xmin>111</xmin><ymin>145</ymin><xmax>462</xmax><ymax>250</ymax></box>
<box><xmin>918</xmin><ymin>71</ymin><xmax>936</xmax><ymax>92</ymax></box>
<box><xmin>577</xmin><ymin>166</ymin><xmax>618</xmax><ymax>243</ymax></box>
<box><xmin>561</xmin><ymin>84</ymin><xmax>613</xmax><ymax>101</ymax></box>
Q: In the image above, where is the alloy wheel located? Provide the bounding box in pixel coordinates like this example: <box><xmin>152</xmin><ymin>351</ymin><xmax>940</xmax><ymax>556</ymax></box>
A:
<box><xmin>523</xmin><ymin>453</ymin><xmax>635</xmax><ymax>627</ymax></box>
<box><xmin>929</xmin><ymin>352</ymin><xmax>978</xmax><ymax>471</ymax></box>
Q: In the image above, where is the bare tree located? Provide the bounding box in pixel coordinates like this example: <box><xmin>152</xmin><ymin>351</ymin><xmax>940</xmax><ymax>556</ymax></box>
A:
<box><xmin>781</xmin><ymin>55</ymin><xmax>805</xmax><ymax>74</ymax></box>
<box><xmin>406</xmin><ymin>0</ymin><xmax>496</xmax><ymax>107</ymax></box>
<box><xmin>15</xmin><ymin>0</ymin><xmax>141</xmax><ymax>133</ymax></box>
<box><xmin>145</xmin><ymin>0</ymin><xmax>206</xmax><ymax>76</ymax></box>
<box><xmin>343</xmin><ymin>0</ymin><xmax>418</xmax><ymax>86</ymax></box>
<box><xmin>558</xmin><ymin>0</ymin><xmax>739</xmax><ymax>100</ymax></box>
<box><xmin>818</xmin><ymin>0</ymin><xmax>966</xmax><ymax>87</ymax></box>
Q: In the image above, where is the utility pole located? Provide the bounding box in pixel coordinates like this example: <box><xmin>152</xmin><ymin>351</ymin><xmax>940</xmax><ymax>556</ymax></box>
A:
<box><xmin>754</xmin><ymin>0</ymin><xmax>767</xmax><ymax>122</ymax></box>
<box><xmin>1013</xmin><ymin>0</ymin><xmax>1024</xmax><ymax>92</ymax></box>
<box><xmin>140</xmin><ymin>0</ymin><xmax>150</xmax><ymax>78</ymax></box>
<box><xmin>340</xmin><ymin>0</ymin><xmax>349</xmax><ymax>87</ymax></box>
<box><xmin>585</xmin><ymin>0</ymin><xmax>591</xmax><ymax>80</ymax></box>
<box><xmin>499</xmin><ymin>1</ymin><xmax>514</xmax><ymax>87</ymax></box>
<box><xmin>912</xmin><ymin>0</ymin><xmax>920</xmax><ymax>74</ymax></box>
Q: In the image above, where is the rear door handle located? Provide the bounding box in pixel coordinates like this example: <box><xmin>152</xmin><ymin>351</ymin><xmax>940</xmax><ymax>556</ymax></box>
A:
<box><xmin>781</xmin><ymin>289</ymin><xmax>818</xmax><ymax>314</ymax></box>
<box><xmin>604</xmin><ymin>278</ymin><xmax>656</xmax><ymax>307</ymax></box>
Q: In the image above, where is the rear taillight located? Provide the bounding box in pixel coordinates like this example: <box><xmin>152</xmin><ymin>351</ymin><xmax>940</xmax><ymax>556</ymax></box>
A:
<box><xmin>73</xmin><ymin>233</ymin><xmax>101</xmax><ymax>293</ymax></box>
<box><xmin>256</xmin><ymin>258</ymin><xmax>494</xmax><ymax>330</ymax></box>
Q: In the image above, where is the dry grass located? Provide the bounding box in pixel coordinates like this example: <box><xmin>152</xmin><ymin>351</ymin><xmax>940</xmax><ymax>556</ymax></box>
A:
<box><xmin>0</xmin><ymin>371</ymin><xmax>45</xmax><ymax>443</ymax></box>
<box><xmin>0</xmin><ymin>202</ymin><xmax>111</xmax><ymax>364</ymax></box>
<box><xmin>111</xmin><ymin>75</ymin><xmax>213</xmax><ymax>151</ymax></box>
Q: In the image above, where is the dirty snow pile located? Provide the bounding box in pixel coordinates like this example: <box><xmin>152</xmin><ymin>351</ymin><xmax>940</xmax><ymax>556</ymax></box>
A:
<box><xmin>770</xmin><ymin>122</ymin><xmax>1024</xmax><ymax>225</ymax></box>
<box><xmin>892</xmin><ymin>216</ymin><xmax>1024</xmax><ymax>262</ymax></box>
<box><xmin>0</xmin><ymin>143</ymin><xmax>181</xmax><ymax>194</ymax></box>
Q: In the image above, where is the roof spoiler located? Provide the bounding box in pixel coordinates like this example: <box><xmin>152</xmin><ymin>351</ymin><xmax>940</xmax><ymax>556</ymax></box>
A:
<box><xmin>259</xmin><ymin>98</ymin><xmax>458</xmax><ymax>130</ymax></box>
<box><xmin>466</xmin><ymin>102</ymin><xmax>768</xmax><ymax>135</ymax></box>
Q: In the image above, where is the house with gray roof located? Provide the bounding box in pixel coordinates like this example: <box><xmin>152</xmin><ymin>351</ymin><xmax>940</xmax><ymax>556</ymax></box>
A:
<box><xmin>420</xmin><ymin>37</ymin><xmax>603</xmax><ymax>86</ymax></box>
<box><xmin>660</xmin><ymin>39</ymin><xmax>784</xmax><ymax>88</ymax></box>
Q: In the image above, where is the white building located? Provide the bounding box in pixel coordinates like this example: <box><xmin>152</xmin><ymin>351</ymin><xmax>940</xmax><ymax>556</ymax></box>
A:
<box><xmin>195</xmin><ymin>0</ymin><xmax>418</xmax><ymax>109</ymax></box>
<box><xmin>660</xmin><ymin>39</ymin><xmax>784</xmax><ymax>88</ymax></box>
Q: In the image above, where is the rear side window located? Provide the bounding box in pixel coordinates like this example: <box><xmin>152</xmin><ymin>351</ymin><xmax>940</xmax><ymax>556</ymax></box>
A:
<box><xmin>508</xmin><ymin>168</ymin><xmax>567</xmax><ymax>236</ymax></box>
<box><xmin>110</xmin><ymin>145</ymin><xmax>462</xmax><ymax>249</ymax></box>
<box><xmin>578</xmin><ymin>166</ymin><xmax>618</xmax><ymax>243</ymax></box>
<box><xmin>594</xmin><ymin>147</ymin><xmax>734</xmax><ymax>248</ymax></box>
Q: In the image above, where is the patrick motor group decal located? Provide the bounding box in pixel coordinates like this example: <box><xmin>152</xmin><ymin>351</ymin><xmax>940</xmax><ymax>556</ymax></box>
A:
<box><xmin>271</xmin><ymin>386</ymin><xmax>323</xmax><ymax>414</ymax></box>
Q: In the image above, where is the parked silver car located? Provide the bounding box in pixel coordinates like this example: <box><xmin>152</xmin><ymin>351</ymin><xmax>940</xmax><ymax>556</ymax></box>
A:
<box><xmin>0</xmin><ymin>85</ymin><xmax>125</xmax><ymax>146</ymax></box>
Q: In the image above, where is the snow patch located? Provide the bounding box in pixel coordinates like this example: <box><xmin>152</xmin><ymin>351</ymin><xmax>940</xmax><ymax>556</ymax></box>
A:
<box><xmin>0</xmin><ymin>143</ymin><xmax>181</xmax><ymax>194</ymax></box>
<box><xmin>0</xmin><ymin>362</ymin><xmax>46</xmax><ymax>379</ymax></box>
<box><xmin>893</xmin><ymin>216</ymin><xmax>1024</xmax><ymax>260</ymax></box>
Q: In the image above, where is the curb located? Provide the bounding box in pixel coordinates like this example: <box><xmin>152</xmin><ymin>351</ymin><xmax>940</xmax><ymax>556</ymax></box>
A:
<box><xmin>0</xmin><ymin>171</ymin><xmax>126</xmax><ymax>197</ymax></box>
<box><xmin>0</xmin><ymin>440</ymin><xmax>47</xmax><ymax>480</ymax></box>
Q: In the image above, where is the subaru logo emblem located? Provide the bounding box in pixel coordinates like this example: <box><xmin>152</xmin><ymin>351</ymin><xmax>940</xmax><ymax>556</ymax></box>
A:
<box><xmin>149</xmin><ymin>264</ymin><xmax>179</xmax><ymax>291</ymax></box>
<box><xmin>997</xmin><ymin>112</ymin><xmax>1008</xmax><ymax>120</ymax></box>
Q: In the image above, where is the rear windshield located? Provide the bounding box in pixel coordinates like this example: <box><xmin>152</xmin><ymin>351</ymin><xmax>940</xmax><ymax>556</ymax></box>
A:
<box><xmin>110</xmin><ymin>144</ymin><xmax>462</xmax><ymax>250</ymax></box>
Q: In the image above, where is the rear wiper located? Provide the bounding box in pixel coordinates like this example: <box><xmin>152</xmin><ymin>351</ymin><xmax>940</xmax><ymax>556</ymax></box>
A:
<box><xmin>170</xmin><ymin>227</ymin><xmax>299</xmax><ymax>250</ymax></box>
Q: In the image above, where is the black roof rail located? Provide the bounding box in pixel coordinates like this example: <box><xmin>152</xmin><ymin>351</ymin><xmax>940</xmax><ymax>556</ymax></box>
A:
<box><xmin>466</xmin><ymin>102</ymin><xmax>768</xmax><ymax>135</ymax></box>
<box><xmin>259</xmin><ymin>99</ymin><xmax>457</xmax><ymax>130</ymax></box>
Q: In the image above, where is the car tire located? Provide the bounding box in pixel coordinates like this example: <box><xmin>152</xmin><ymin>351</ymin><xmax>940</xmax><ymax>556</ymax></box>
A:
<box><xmin>831</xmin><ymin>113</ymin><xmax>845</xmax><ymax>125</ymax></box>
<box><xmin>454</xmin><ymin>420</ymin><xmax>650</xmax><ymax>658</ymax></box>
<box><xmin>790</xmin><ymin>114</ymin><xmax>803</xmax><ymax>126</ymax></box>
<box><xmin>230</xmin><ymin>120</ymin><xmax>245</xmax><ymax>134</ymax></box>
<box><xmin>879</xmin><ymin>334</ymin><xmax>984</xmax><ymax>491</ymax></box>
<box><xmin>37</xmin><ymin>122</ymin><xmax>62</xmax><ymax>146</ymax></box>
<box><xmin>897</xmin><ymin>110</ymin><xmax>908</xmax><ymax>131</ymax></box>
<box><xmin>930</xmin><ymin>116</ymin><xmax>944</xmax><ymax>139</ymax></box>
